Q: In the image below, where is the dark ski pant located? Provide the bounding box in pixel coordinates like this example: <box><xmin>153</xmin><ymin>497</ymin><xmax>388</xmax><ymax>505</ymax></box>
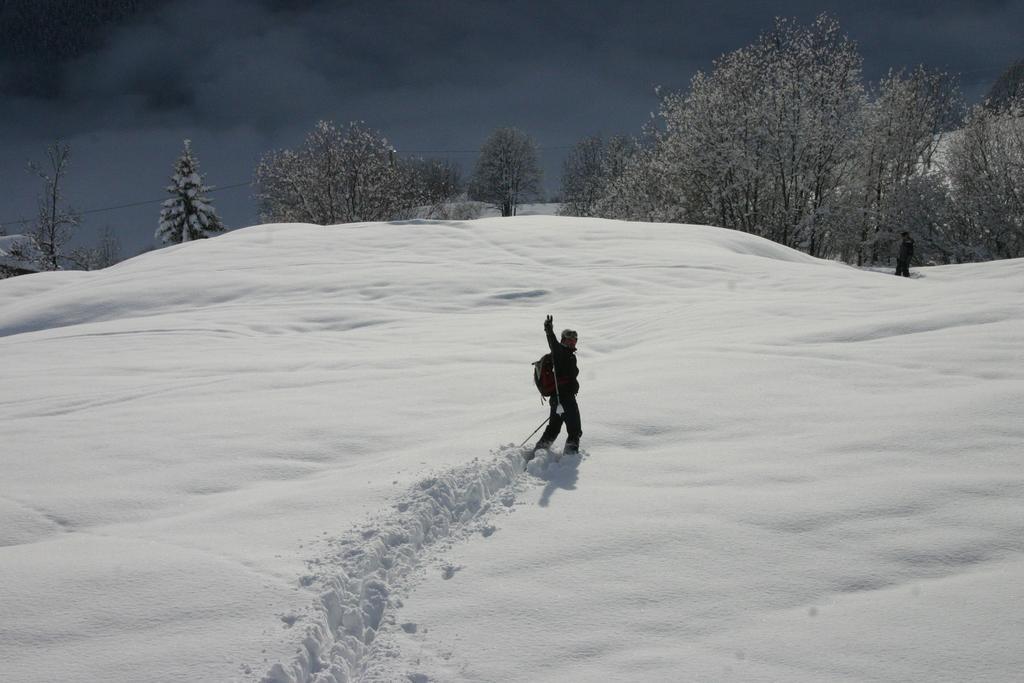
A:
<box><xmin>895</xmin><ymin>258</ymin><xmax>910</xmax><ymax>277</ymax></box>
<box><xmin>537</xmin><ymin>393</ymin><xmax>582</xmax><ymax>449</ymax></box>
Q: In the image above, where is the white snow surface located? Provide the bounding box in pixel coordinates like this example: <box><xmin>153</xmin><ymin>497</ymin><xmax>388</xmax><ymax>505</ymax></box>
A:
<box><xmin>1</xmin><ymin>216</ymin><xmax>1022</xmax><ymax>682</ymax></box>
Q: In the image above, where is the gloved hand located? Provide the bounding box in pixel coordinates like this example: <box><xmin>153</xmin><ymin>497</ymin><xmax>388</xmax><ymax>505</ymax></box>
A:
<box><xmin>544</xmin><ymin>314</ymin><xmax>553</xmax><ymax>332</ymax></box>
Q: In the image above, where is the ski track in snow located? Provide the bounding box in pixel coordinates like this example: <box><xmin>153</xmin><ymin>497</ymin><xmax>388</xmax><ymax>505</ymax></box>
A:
<box><xmin>261</xmin><ymin>445</ymin><xmax>579</xmax><ymax>683</ymax></box>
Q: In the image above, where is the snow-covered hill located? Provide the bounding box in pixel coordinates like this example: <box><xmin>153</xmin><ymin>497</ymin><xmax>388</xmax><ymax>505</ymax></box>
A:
<box><xmin>1</xmin><ymin>217</ymin><xmax>1022</xmax><ymax>682</ymax></box>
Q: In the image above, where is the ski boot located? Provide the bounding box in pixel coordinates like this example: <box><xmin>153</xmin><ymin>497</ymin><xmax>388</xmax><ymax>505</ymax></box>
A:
<box><xmin>524</xmin><ymin>440</ymin><xmax>552</xmax><ymax>468</ymax></box>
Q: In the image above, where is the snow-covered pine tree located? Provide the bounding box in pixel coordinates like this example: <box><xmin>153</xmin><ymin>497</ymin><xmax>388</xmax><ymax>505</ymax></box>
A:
<box><xmin>157</xmin><ymin>140</ymin><xmax>224</xmax><ymax>245</ymax></box>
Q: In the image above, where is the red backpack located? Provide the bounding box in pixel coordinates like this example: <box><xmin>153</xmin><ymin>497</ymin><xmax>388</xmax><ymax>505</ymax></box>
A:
<box><xmin>532</xmin><ymin>353</ymin><xmax>557</xmax><ymax>397</ymax></box>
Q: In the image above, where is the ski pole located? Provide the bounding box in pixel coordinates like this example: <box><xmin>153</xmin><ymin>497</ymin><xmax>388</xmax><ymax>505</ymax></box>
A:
<box><xmin>518</xmin><ymin>417</ymin><xmax>550</xmax><ymax>448</ymax></box>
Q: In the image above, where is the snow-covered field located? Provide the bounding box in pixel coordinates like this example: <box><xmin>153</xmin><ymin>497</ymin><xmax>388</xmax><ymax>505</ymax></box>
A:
<box><xmin>1</xmin><ymin>216</ymin><xmax>1022</xmax><ymax>682</ymax></box>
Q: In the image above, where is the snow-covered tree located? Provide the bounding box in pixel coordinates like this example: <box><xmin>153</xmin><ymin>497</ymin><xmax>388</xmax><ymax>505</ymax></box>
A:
<box><xmin>592</xmin><ymin>140</ymin><xmax>684</xmax><ymax>223</ymax></box>
<box><xmin>985</xmin><ymin>59</ymin><xmax>1024</xmax><ymax>113</ymax></box>
<box><xmin>254</xmin><ymin>121</ymin><xmax>421</xmax><ymax>225</ymax></box>
<box><xmin>843</xmin><ymin>67</ymin><xmax>962</xmax><ymax>264</ymax></box>
<box><xmin>559</xmin><ymin>134</ymin><xmax>636</xmax><ymax>217</ymax></box>
<box><xmin>0</xmin><ymin>230</ymin><xmax>40</xmax><ymax>278</ymax></box>
<box><xmin>95</xmin><ymin>225</ymin><xmax>122</xmax><ymax>267</ymax></box>
<box><xmin>704</xmin><ymin>14</ymin><xmax>865</xmax><ymax>255</ymax></box>
<box><xmin>404</xmin><ymin>157</ymin><xmax>463</xmax><ymax>218</ymax></box>
<box><xmin>69</xmin><ymin>226</ymin><xmax>122</xmax><ymax>270</ymax></box>
<box><xmin>575</xmin><ymin>13</ymin><xmax>1020</xmax><ymax>264</ymax></box>
<box><xmin>947</xmin><ymin>103</ymin><xmax>1024</xmax><ymax>260</ymax></box>
<box><xmin>469</xmin><ymin>127</ymin><xmax>542</xmax><ymax>217</ymax></box>
<box><xmin>27</xmin><ymin>141</ymin><xmax>80</xmax><ymax>270</ymax></box>
<box><xmin>156</xmin><ymin>140</ymin><xmax>224</xmax><ymax>245</ymax></box>
<box><xmin>600</xmin><ymin>15</ymin><xmax>864</xmax><ymax>258</ymax></box>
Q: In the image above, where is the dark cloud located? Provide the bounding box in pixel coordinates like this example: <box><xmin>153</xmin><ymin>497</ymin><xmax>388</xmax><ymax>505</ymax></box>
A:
<box><xmin>0</xmin><ymin>0</ymin><xmax>170</xmax><ymax>97</ymax></box>
<box><xmin>10</xmin><ymin>0</ymin><xmax>1022</xmax><ymax>135</ymax></box>
<box><xmin>2</xmin><ymin>0</ymin><xmax>1023</xmax><ymax>255</ymax></box>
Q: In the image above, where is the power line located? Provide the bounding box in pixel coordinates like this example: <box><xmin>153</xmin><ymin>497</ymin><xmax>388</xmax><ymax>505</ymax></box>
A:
<box><xmin>0</xmin><ymin>145</ymin><xmax>576</xmax><ymax>228</ymax></box>
<box><xmin>76</xmin><ymin>180</ymin><xmax>254</xmax><ymax>216</ymax></box>
<box><xmin>1</xmin><ymin>180</ymin><xmax>254</xmax><ymax>228</ymax></box>
<box><xmin>4</xmin><ymin>116</ymin><xmax>1020</xmax><ymax>229</ymax></box>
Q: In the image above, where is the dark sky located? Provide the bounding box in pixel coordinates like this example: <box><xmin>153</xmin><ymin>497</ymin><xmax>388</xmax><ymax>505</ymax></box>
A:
<box><xmin>2</xmin><ymin>0</ymin><xmax>1022</xmax><ymax>256</ymax></box>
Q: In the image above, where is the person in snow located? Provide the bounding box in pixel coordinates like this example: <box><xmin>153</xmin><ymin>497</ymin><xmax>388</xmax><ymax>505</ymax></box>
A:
<box><xmin>533</xmin><ymin>315</ymin><xmax>582</xmax><ymax>456</ymax></box>
<box><xmin>895</xmin><ymin>231</ymin><xmax>915</xmax><ymax>277</ymax></box>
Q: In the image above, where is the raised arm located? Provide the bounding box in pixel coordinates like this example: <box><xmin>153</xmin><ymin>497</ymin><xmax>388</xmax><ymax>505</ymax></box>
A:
<box><xmin>544</xmin><ymin>315</ymin><xmax>559</xmax><ymax>352</ymax></box>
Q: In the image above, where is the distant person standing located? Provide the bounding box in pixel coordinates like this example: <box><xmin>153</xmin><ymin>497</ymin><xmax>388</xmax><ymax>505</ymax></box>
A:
<box><xmin>895</xmin><ymin>231</ymin><xmax>915</xmax><ymax>277</ymax></box>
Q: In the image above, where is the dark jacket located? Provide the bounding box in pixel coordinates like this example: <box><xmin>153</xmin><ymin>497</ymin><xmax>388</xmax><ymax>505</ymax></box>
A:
<box><xmin>545</xmin><ymin>327</ymin><xmax>579</xmax><ymax>395</ymax></box>
<box><xmin>898</xmin><ymin>237</ymin><xmax>915</xmax><ymax>262</ymax></box>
